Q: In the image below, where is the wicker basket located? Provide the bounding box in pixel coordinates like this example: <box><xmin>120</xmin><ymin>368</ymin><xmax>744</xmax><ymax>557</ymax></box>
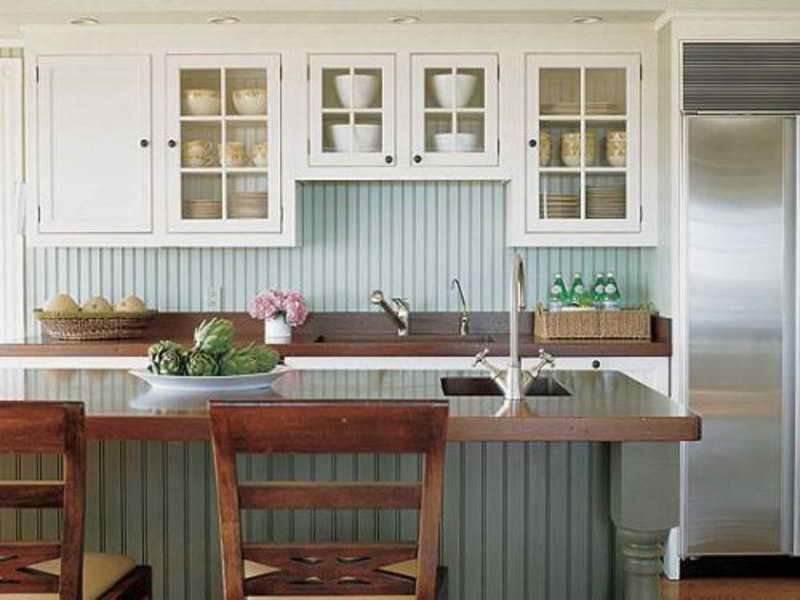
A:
<box><xmin>534</xmin><ymin>304</ymin><xmax>651</xmax><ymax>340</ymax></box>
<box><xmin>33</xmin><ymin>310</ymin><xmax>157</xmax><ymax>341</ymax></box>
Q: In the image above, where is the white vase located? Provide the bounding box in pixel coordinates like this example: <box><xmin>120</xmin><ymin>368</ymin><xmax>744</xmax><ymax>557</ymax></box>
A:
<box><xmin>264</xmin><ymin>314</ymin><xmax>291</xmax><ymax>344</ymax></box>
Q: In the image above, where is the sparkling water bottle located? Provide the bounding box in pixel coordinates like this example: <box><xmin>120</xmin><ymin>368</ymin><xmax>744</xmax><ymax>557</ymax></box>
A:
<box><xmin>548</xmin><ymin>273</ymin><xmax>570</xmax><ymax>311</ymax></box>
<box><xmin>569</xmin><ymin>272</ymin><xmax>590</xmax><ymax>307</ymax></box>
<box><xmin>603</xmin><ymin>272</ymin><xmax>622</xmax><ymax>309</ymax></box>
<box><xmin>591</xmin><ymin>272</ymin><xmax>606</xmax><ymax>308</ymax></box>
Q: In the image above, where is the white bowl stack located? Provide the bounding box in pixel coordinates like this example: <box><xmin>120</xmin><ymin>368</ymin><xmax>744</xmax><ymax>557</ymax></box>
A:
<box><xmin>329</xmin><ymin>123</ymin><xmax>381</xmax><ymax>153</ymax></box>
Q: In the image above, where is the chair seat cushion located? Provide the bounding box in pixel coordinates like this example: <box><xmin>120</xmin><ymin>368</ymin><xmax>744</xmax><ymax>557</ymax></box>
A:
<box><xmin>3</xmin><ymin>552</ymin><xmax>137</xmax><ymax>600</ymax></box>
<box><xmin>245</xmin><ymin>558</ymin><xmax>418</xmax><ymax>600</ymax></box>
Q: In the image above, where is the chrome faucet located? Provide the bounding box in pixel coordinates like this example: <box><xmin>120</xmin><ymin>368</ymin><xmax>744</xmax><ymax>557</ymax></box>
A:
<box><xmin>451</xmin><ymin>278</ymin><xmax>470</xmax><ymax>336</ymax></box>
<box><xmin>473</xmin><ymin>253</ymin><xmax>555</xmax><ymax>400</ymax></box>
<box><xmin>370</xmin><ymin>290</ymin><xmax>410</xmax><ymax>336</ymax></box>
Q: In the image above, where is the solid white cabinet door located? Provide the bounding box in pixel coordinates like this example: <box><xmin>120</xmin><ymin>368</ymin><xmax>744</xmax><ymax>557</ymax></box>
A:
<box><xmin>37</xmin><ymin>55</ymin><xmax>152</xmax><ymax>233</ymax></box>
<box><xmin>410</xmin><ymin>54</ymin><xmax>499</xmax><ymax>167</ymax></box>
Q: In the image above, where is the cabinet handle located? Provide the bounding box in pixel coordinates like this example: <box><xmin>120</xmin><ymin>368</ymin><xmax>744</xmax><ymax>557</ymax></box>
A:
<box><xmin>413</xmin><ymin>154</ymin><xmax>422</xmax><ymax>164</ymax></box>
<box><xmin>168</xmin><ymin>139</ymin><xmax>177</xmax><ymax>148</ymax></box>
<box><xmin>140</xmin><ymin>139</ymin><xmax>150</xmax><ymax>148</ymax></box>
<box><xmin>592</xmin><ymin>359</ymin><xmax>601</xmax><ymax>369</ymax></box>
<box><xmin>528</xmin><ymin>139</ymin><xmax>537</xmax><ymax>148</ymax></box>
<box><xmin>385</xmin><ymin>155</ymin><xmax>393</xmax><ymax>164</ymax></box>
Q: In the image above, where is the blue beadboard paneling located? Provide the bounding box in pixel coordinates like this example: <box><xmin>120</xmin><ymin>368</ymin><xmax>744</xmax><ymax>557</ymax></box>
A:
<box><xmin>26</xmin><ymin>181</ymin><xmax>649</xmax><ymax>332</ymax></box>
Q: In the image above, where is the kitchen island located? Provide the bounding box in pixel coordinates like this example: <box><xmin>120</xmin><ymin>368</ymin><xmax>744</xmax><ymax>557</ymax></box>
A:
<box><xmin>0</xmin><ymin>367</ymin><xmax>697</xmax><ymax>600</ymax></box>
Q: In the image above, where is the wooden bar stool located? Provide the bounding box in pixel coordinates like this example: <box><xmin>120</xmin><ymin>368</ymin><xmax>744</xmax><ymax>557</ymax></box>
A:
<box><xmin>0</xmin><ymin>401</ymin><xmax>151</xmax><ymax>600</ymax></box>
<box><xmin>210</xmin><ymin>400</ymin><xmax>449</xmax><ymax>600</ymax></box>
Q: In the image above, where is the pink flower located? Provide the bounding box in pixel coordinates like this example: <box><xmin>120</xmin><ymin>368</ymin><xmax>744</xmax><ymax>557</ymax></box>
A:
<box><xmin>248</xmin><ymin>289</ymin><xmax>309</xmax><ymax>327</ymax></box>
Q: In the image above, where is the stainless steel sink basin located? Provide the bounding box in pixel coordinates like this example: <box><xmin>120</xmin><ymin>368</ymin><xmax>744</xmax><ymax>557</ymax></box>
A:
<box><xmin>440</xmin><ymin>376</ymin><xmax>570</xmax><ymax>397</ymax></box>
<box><xmin>314</xmin><ymin>334</ymin><xmax>496</xmax><ymax>344</ymax></box>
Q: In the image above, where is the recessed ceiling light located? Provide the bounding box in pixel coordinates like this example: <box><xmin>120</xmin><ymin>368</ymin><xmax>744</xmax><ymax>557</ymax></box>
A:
<box><xmin>570</xmin><ymin>15</ymin><xmax>603</xmax><ymax>24</ymax></box>
<box><xmin>388</xmin><ymin>15</ymin><xmax>421</xmax><ymax>24</ymax></box>
<box><xmin>208</xmin><ymin>16</ymin><xmax>241</xmax><ymax>24</ymax></box>
<box><xmin>68</xmin><ymin>16</ymin><xmax>100</xmax><ymax>25</ymax></box>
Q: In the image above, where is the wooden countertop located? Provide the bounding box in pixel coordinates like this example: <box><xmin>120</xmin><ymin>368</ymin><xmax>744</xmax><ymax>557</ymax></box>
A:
<box><xmin>0</xmin><ymin>311</ymin><xmax>672</xmax><ymax>358</ymax></box>
<box><xmin>0</xmin><ymin>368</ymin><xmax>698</xmax><ymax>443</ymax></box>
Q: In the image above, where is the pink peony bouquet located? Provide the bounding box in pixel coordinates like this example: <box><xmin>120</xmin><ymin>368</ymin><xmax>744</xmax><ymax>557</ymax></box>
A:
<box><xmin>248</xmin><ymin>289</ymin><xmax>309</xmax><ymax>327</ymax></box>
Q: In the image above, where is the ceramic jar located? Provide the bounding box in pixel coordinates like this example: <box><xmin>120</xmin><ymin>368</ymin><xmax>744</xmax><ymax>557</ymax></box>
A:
<box><xmin>539</xmin><ymin>131</ymin><xmax>552</xmax><ymax>167</ymax></box>
<box><xmin>264</xmin><ymin>314</ymin><xmax>291</xmax><ymax>344</ymax></box>
<box><xmin>560</xmin><ymin>132</ymin><xmax>597</xmax><ymax>167</ymax></box>
<box><xmin>606</xmin><ymin>130</ymin><xmax>627</xmax><ymax>167</ymax></box>
<box><xmin>221</xmin><ymin>141</ymin><xmax>249</xmax><ymax>167</ymax></box>
<box><xmin>233</xmin><ymin>88</ymin><xmax>267</xmax><ymax>115</ymax></box>
<box><xmin>181</xmin><ymin>139</ymin><xmax>217</xmax><ymax>168</ymax></box>
<box><xmin>183</xmin><ymin>89</ymin><xmax>220</xmax><ymax>116</ymax></box>
<box><xmin>250</xmin><ymin>142</ymin><xmax>268</xmax><ymax>167</ymax></box>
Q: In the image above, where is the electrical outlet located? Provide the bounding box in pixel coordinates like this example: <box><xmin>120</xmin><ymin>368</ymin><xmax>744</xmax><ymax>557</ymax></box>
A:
<box><xmin>205</xmin><ymin>286</ymin><xmax>222</xmax><ymax>312</ymax></box>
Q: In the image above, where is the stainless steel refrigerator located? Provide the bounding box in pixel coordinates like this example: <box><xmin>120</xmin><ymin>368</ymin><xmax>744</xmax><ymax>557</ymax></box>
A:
<box><xmin>685</xmin><ymin>115</ymin><xmax>799</xmax><ymax>558</ymax></box>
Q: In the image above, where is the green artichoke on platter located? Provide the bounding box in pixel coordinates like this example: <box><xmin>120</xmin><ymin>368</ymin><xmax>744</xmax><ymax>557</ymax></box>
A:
<box><xmin>219</xmin><ymin>344</ymin><xmax>259</xmax><ymax>376</ymax></box>
<box><xmin>148</xmin><ymin>342</ymin><xmax>186</xmax><ymax>376</ymax></box>
<box><xmin>193</xmin><ymin>317</ymin><xmax>236</xmax><ymax>356</ymax></box>
<box><xmin>250</xmin><ymin>345</ymin><xmax>280</xmax><ymax>373</ymax></box>
<box><xmin>185</xmin><ymin>350</ymin><xmax>220</xmax><ymax>377</ymax></box>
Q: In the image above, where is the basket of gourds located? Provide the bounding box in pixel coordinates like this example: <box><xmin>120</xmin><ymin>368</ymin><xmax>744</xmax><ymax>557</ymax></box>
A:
<box><xmin>33</xmin><ymin>294</ymin><xmax>156</xmax><ymax>340</ymax></box>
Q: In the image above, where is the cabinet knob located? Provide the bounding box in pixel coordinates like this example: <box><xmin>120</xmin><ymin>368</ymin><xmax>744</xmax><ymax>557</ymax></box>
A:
<box><xmin>528</xmin><ymin>139</ymin><xmax>537</xmax><ymax>148</ymax></box>
<box><xmin>592</xmin><ymin>359</ymin><xmax>601</xmax><ymax>369</ymax></box>
<box><xmin>413</xmin><ymin>154</ymin><xmax>422</xmax><ymax>164</ymax></box>
<box><xmin>168</xmin><ymin>139</ymin><xmax>177</xmax><ymax>148</ymax></box>
<box><xmin>140</xmin><ymin>139</ymin><xmax>150</xmax><ymax>148</ymax></box>
<box><xmin>385</xmin><ymin>155</ymin><xmax>393</xmax><ymax>164</ymax></box>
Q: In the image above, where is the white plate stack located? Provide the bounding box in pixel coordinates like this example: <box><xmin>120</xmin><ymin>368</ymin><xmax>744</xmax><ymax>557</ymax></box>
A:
<box><xmin>183</xmin><ymin>198</ymin><xmax>222</xmax><ymax>219</ymax></box>
<box><xmin>539</xmin><ymin>193</ymin><xmax>580</xmax><ymax>219</ymax></box>
<box><xmin>586</xmin><ymin>101</ymin><xmax>622</xmax><ymax>115</ymax></box>
<box><xmin>586</xmin><ymin>186</ymin><xmax>626</xmax><ymax>219</ymax></box>
<box><xmin>541</xmin><ymin>102</ymin><xmax>579</xmax><ymax>115</ymax></box>
<box><xmin>229</xmin><ymin>191</ymin><xmax>268</xmax><ymax>219</ymax></box>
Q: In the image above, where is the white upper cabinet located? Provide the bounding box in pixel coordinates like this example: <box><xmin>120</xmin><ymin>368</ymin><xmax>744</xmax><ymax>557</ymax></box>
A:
<box><xmin>410</xmin><ymin>54</ymin><xmax>499</xmax><ymax>167</ymax></box>
<box><xmin>525</xmin><ymin>54</ymin><xmax>641</xmax><ymax>233</ymax></box>
<box><xmin>166</xmin><ymin>54</ymin><xmax>282</xmax><ymax>233</ymax></box>
<box><xmin>36</xmin><ymin>55</ymin><xmax>152</xmax><ymax>233</ymax></box>
<box><xmin>308</xmin><ymin>54</ymin><xmax>395</xmax><ymax>167</ymax></box>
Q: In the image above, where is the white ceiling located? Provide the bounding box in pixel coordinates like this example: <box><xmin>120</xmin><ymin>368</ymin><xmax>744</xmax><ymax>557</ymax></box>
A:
<box><xmin>1</xmin><ymin>0</ymin><xmax>800</xmax><ymax>31</ymax></box>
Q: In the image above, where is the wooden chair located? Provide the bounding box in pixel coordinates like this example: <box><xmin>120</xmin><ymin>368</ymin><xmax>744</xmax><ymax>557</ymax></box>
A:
<box><xmin>0</xmin><ymin>401</ymin><xmax>151</xmax><ymax>600</ymax></box>
<box><xmin>210</xmin><ymin>400</ymin><xmax>449</xmax><ymax>600</ymax></box>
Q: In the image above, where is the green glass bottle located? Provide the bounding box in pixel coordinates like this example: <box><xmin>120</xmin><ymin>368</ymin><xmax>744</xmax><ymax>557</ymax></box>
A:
<box><xmin>591</xmin><ymin>272</ymin><xmax>606</xmax><ymax>308</ymax></box>
<box><xmin>603</xmin><ymin>272</ymin><xmax>622</xmax><ymax>309</ymax></box>
<box><xmin>569</xmin><ymin>272</ymin><xmax>588</xmax><ymax>307</ymax></box>
<box><xmin>548</xmin><ymin>273</ymin><xmax>570</xmax><ymax>311</ymax></box>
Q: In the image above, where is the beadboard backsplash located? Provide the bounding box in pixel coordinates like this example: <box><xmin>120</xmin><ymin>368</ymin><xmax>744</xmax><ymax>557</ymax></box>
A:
<box><xmin>25</xmin><ymin>181</ymin><xmax>650</xmax><ymax>333</ymax></box>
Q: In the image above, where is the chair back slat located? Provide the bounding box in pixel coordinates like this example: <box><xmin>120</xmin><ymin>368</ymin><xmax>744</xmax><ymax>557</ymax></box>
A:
<box><xmin>216</xmin><ymin>402</ymin><xmax>447</xmax><ymax>453</ymax></box>
<box><xmin>0</xmin><ymin>402</ymin><xmax>85</xmax><ymax>599</ymax></box>
<box><xmin>238</xmin><ymin>481</ymin><xmax>422</xmax><ymax>509</ymax></box>
<box><xmin>0</xmin><ymin>481</ymin><xmax>64</xmax><ymax>508</ymax></box>
<box><xmin>210</xmin><ymin>400</ymin><xmax>449</xmax><ymax>600</ymax></box>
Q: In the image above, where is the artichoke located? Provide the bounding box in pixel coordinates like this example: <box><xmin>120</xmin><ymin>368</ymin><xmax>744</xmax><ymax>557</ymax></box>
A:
<box><xmin>147</xmin><ymin>340</ymin><xmax>186</xmax><ymax>375</ymax></box>
<box><xmin>250</xmin><ymin>345</ymin><xmax>280</xmax><ymax>373</ymax></box>
<box><xmin>193</xmin><ymin>317</ymin><xmax>236</xmax><ymax>356</ymax></box>
<box><xmin>185</xmin><ymin>350</ymin><xmax>220</xmax><ymax>377</ymax></box>
<box><xmin>219</xmin><ymin>344</ymin><xmax>258</xmax><ymax>376</ymax></box>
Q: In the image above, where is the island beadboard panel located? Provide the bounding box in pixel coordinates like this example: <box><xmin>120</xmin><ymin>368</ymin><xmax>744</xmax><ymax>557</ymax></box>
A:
<box><xmin>0</xmin><ymin>369</ymin><xmax>615</xmax><ymax>600</ymax></box>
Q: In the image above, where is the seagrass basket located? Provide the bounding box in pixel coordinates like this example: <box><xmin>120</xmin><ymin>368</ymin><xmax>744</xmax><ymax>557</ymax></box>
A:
<box><xmin>534</xmin><ymin>304</ymin><xmax>651</xmax><ymax>340</ymax></box>
<box><xmin>33</xmin><ymin>310</ymin><xmax>157</xmax><ymax>340</ymax></box>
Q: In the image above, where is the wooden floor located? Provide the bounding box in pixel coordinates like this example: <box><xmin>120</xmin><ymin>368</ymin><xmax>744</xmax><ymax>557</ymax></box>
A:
<box><xmin>662</xmin><ymin>578</ymin><xmax>800</xmax><ymax>599</ymax></box>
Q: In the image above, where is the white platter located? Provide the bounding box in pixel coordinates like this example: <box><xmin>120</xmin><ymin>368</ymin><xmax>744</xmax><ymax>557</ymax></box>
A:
<box><xmin>129</xmin><ymin>366</ymin><xmax>290</xmax><ymax>391</ymax></box>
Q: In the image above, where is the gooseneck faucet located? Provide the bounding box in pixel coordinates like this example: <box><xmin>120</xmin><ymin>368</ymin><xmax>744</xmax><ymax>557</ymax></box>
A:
<box><xmin>370</xmin><ymin>290</ymin><xmax>410</xmax><ymax>336</ymax></box>
<box><xmin>451</xmin><ymin>278</ymin><xmax>470</xmax><ymax>336</ymax></box>
<box><xmin>473</xmin><ymin>253</ymin><xmax>555</xmax><ymax>400</ymax></box>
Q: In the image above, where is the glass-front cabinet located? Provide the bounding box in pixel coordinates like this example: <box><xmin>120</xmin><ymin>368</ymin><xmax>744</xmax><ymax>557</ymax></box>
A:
<box><xmin>411</xmin><ymin>54</ymin><xmax>499</xmax><ymax>167</ymax></box>
<box><xmin>526</xmin><ymin>54</ymin><xmax>640</xmax><ymax>233</ymax></box>
<box><xmin>166</xmin><ymin>55</ymin><xmax>281</xmax><ymax>233</ymax></box>
<box><xmin>308</xmin><ymin>54</ymin><xmax>395</xmax><ymax>167</ymax></box>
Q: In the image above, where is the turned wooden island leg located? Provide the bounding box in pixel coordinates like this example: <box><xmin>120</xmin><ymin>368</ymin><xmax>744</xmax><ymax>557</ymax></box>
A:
<box><xmin>610</xmin><ymin>442</ymin><xmax>680</xmax><ymax>600</ymax></box>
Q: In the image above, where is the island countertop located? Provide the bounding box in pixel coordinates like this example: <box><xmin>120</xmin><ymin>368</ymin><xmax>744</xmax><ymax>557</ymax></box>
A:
<box><xmin>0</xmin><ymin>367</ymin><xmax>699</xmax><ymax>443</ymax></box>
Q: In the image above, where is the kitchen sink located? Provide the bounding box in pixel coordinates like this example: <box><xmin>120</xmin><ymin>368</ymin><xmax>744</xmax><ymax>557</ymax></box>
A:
<box><xmin>313</xmin><ymin>334</ymin><xmax>496</xmax><ymax>344</ymax></box>
<box><xmin>440</xmin><ymin>376</ymin><xmax>570</xmax><ymax>397</ymax></box>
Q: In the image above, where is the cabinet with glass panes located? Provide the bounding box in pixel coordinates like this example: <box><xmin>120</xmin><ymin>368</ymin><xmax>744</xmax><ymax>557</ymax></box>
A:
<box><xmin>166</xmin><ymin>55</ymin><xmax>282</xmax><ymax>233</ymax></box>
<box><xmin>526</xmin><ymin>54</ymin><xmax>640</xmax><ymax>233</ymax></box>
